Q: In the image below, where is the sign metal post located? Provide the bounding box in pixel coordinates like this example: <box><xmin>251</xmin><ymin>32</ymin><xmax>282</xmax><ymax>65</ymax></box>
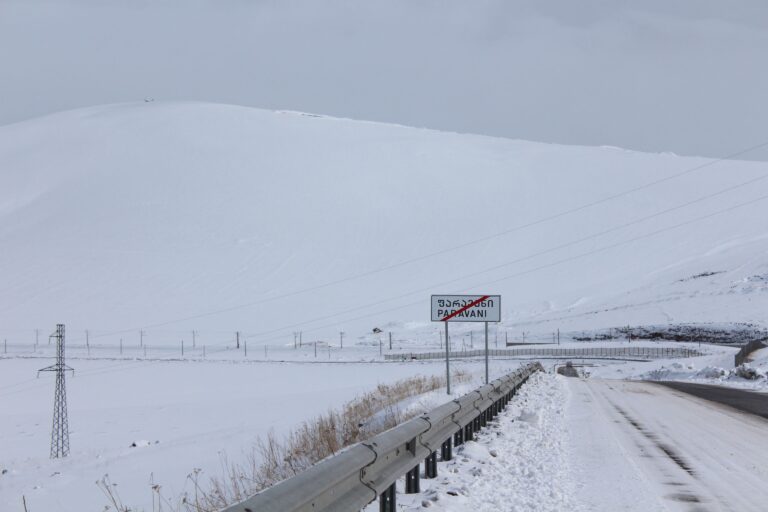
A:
<box><xmin>484</xmin><ymin>321</ymin><xmax>489</xmax><ymax>384</ymax></box>
<box><xmin>445</xmin><ymin>321</ymin><xmax>450</xmax><ymax>394</ymax></box>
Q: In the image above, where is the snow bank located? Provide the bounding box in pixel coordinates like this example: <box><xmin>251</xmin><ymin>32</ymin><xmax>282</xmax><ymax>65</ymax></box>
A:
<box><xmin>640</xmin><ymin>362</ymin><xmax>768</xmax><ymax>390</ymax></box>
<box><xmin>367</xmin><ymin>372</ymin><xmax>578</xmax><ymax>511</ymax></box>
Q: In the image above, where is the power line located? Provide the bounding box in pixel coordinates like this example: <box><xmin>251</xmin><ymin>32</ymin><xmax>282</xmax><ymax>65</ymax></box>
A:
<box><xmin>241</xmin><ymin>191</ymin><xmax>768</xmax><ymax>344</ymax></box>
<box><xmin>68</xmin><ymin>139</ymin><xmax>768</xmax><ymax>341</ymax></box>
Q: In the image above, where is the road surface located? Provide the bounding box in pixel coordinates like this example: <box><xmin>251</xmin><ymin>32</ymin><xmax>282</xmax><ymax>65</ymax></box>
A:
<box><xmin>567</xmin><ymin>378</ymin><xmax>768</xmax><ymax>511</ymax></box>
<box><xmin>655</xmin><ymin>381</ymin><xmax>768</xmax><ymax>419</ymax></box>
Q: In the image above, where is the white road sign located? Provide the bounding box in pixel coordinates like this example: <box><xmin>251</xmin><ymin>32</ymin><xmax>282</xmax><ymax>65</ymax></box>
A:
<box><xmin>431</xmin><ymin>295</ymin><xmax>501</xmax><ymax>322</ymax></box>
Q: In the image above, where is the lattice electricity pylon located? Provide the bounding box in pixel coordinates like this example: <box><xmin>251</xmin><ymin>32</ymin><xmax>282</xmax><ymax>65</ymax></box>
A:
<box><xmin>38</xmin><ymin>324</ymin><xmax>74</xmax><ymax>458</ymax></box>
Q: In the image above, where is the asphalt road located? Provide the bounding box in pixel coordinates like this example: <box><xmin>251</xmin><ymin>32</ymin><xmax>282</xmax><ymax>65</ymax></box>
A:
<box><xmin>656</xmin><ymin>381</ymin><xmax>768</xmax><ymax>420</ymax></box>
<box><xmin>572</xmin><ymin>379</ymin><xmax>768</xmax><ymax>511</ymax></box>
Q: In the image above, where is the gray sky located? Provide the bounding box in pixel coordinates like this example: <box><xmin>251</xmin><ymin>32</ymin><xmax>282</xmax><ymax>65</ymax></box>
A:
<box><xmin>1</xmin><ymin>0</ymin><xmax>767</xmax><ymax>160</ymax></box>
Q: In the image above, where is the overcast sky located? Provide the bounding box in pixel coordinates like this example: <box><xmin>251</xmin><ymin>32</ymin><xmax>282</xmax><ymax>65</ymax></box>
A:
<box><xmin>2</xmin><ymin>0</ymin><xmax>767</xmax><ymax>160</ymax></box>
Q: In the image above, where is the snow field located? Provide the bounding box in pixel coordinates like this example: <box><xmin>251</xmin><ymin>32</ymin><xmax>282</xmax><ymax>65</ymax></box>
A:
<box><xmin>364</xmin><ymin>372</ymin><xmax>578</xmax><ymax>512</ymax></box>
<box><xmin>0</xmin><ymin>357</ymin><xmax>522</xmax><ymax>512</ymax></box>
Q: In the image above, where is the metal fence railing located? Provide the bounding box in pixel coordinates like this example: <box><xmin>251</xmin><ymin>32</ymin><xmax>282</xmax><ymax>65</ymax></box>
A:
<box><xmin>384</xmin><ymin>346</ymin><xmax>703</xmax><ymax>361</ymax></box>
<box><xmin>221</xmin><ymin>362</ymin><xmax>543</xmax><ymax>512</ymax></box>
<box><xmin>734</xmin><ymin>339</ymin><xmax>767</xmax><ymax>366</ymax></box>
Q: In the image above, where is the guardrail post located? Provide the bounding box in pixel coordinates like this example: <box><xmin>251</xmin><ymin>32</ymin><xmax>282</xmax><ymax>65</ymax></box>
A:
<box><xmin>465</xmin><ymin>422</ymin><xmax>474</xmax><ymax>441</ymax></box>
<box><xmin>474</xmin><ymin>414</ymin><xmax>482</xmax><ymax>431</ymax></box>
<box><xmin>380</xmin><ymin>482</ymin><xmax>396</xmax><ymax>512</ymax></box>
<box><xmin>405</xmin><ymin>465</ymin><xmax>420</xmax><ymax>493</ymax></box>
<box><xmin>454</xmin><ymin>428</ymin><xmax>464</xmax><ymax>446</ymax></box>
<box><xmin>481</xmin><ymin>410</ymin><xmax>488</xmax><ymax>427</ymax></box>
<box><xmin>425</xmin><ymin>451</ymin><xmax>438</xmax><ymax>478</ymax></box>
<box><xmin>441</xmin><ymin>438</ymin><xmax>453</xmax><ymax>461</ymax></box>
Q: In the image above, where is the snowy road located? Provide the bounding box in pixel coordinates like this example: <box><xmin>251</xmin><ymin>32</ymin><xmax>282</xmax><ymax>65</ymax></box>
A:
<box><xmin>569</xmin><ymin>378</ymin><xmax>768</xmax><ymax>511</ymax></box>
<box><xmin>656</xmin><ymin>381</ymin><xmax>768</xmax><ymax>419</ymax></box>
<box><xmin>366</xmin><ymin>372</ymin><xmax>768</xmax><ymax>512</ymax></box>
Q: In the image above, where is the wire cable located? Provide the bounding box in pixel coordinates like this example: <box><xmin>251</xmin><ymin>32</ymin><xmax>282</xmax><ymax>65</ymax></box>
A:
<box><xmin>67</xmin><ymin>140</ymin><xmax>768</xmax><ymax>341</ymax></box>
<box><xmin>240</xmin><ymin>191</ymin><xmax>768</xmax><ymax>344</ymax></box>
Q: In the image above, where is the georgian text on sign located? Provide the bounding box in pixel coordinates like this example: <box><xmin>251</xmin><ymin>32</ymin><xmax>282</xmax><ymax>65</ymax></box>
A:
<box><xmin>431</xmin><ymin>295</ymin><xmax>501</xmax><ymax>322</ymax></box>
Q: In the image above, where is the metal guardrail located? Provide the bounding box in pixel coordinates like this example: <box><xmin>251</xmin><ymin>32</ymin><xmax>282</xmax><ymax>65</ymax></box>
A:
<box><xmin>221</xmin><ymin>362</ymin><xmax>543</xmax><ymax>512</ymax></box>
<box><xmin>734</xmin><ymin>339</ymin><xmax>767</xmax><ymax>366</ymax></box>
<box><xmin>385</xmin><ymin>346</ymin><xmax>702</xmax><ymax>361</ymax></box>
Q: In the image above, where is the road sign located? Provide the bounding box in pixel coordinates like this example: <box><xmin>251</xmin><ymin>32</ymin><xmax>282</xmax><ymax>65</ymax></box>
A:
<box><xmin>431</xmin><ymin>295</ymin><xmax>501</xmax><ymax>322</ymax></box>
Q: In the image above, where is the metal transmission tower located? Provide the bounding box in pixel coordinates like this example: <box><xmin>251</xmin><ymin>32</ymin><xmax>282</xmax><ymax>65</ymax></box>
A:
<box><xmin>38</xmin><ymin>324</ymin><xmax>74</xmax><ymax>458</ymax></box>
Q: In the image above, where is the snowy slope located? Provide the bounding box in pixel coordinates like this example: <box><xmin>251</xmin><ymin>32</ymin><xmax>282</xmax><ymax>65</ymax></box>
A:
<box><xmin>1</xmin><ymin>101</ymin><xmax>768</xmax><ymax>347</ymax></box>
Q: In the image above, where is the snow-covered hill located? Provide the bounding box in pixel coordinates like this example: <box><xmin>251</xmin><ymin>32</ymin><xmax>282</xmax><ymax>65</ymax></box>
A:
<box><xmin>1</xmin><ymin>102</ymin><xmax>767</xmax><ymax>346</ymax></box>
<box><xmin>2</xmin><ymin>0</ymin><xmax>768</xmax><ymax>160</ymax></box>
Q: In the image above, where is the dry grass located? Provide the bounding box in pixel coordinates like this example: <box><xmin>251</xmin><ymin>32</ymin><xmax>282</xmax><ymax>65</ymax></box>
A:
<box><xmin>176</xmin><ymin>370</ymin><xmax>469</xmax><ymax>512</ymax></box>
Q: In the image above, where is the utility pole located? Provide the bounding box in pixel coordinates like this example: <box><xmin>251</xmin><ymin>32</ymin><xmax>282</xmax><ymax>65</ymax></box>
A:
<box><xmin>470</xmin><ymin>331</ymin><xmax>473</xmax><ymax>349</ymax></box>
<box><xmin>505</xmin><ymin>331</ymin><xmax>508</xmax><ymax>346</ymax></box>
<box><xmin>140</xmin><ymin>330</ymin><xmax>144</xmax><ymax>347</ymax></box>
<box><xmin>340</xmin><ymin>331</ymin><xmax>344</xmax><ymax>349</ymax></box>
<box><xmin>294</xmin><ymin>332</ymin><xmax>298</xmax><ymax>349</ymax></box>
<box><xmin>557</xmin><ymin>328</ymin><xmax>560</xmax><ymax>345</ymax></box>
<box><xmin>236</xmin><ymin>331</ymin><xmax>240</xmax><ymax>349</ymax></box>
<box><xmin>192</xmin><ymin>330</ymin><xmax>196</xmax><ymax>349</ymax></box>
<box><xmin>389</xmin><ymin>332</ymin><xmax>392</xmax><ymax>350</ymax></box>
<box><xmin>439</xmin><ymin>329</ymin><xmax>443</xmax><ymax>349</ymax></box>
<box><xmin>38</xmin><ymin>324</ymin><xmax>74</xmax><ymax>458</ymax></box>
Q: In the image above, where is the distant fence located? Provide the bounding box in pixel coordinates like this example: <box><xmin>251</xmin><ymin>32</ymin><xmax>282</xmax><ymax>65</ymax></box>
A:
<box><xmin>734</xmin><ymin>340</ymin><xmax>767</xmax><ymax>366</ymax></box>
<box><xmin>385</xmin><ymin>346</ymin><xmax>702</xmax><ymax>361</ymax></box>
<box><xmin>222</xmin><ymin>362</ymin><xmax>543</xmax><ymax>512</ymax></box>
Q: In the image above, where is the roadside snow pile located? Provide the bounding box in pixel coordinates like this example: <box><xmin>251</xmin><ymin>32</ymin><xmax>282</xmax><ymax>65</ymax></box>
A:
<box><xmin>639</xmin><ymin>361</ymin><xmax>768</xmax><ymax>389</ymax></box>
<box><xmin>370</xmin><ymin>372</ymin><xmax>579</xmax><ymax>512</ymax></box>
